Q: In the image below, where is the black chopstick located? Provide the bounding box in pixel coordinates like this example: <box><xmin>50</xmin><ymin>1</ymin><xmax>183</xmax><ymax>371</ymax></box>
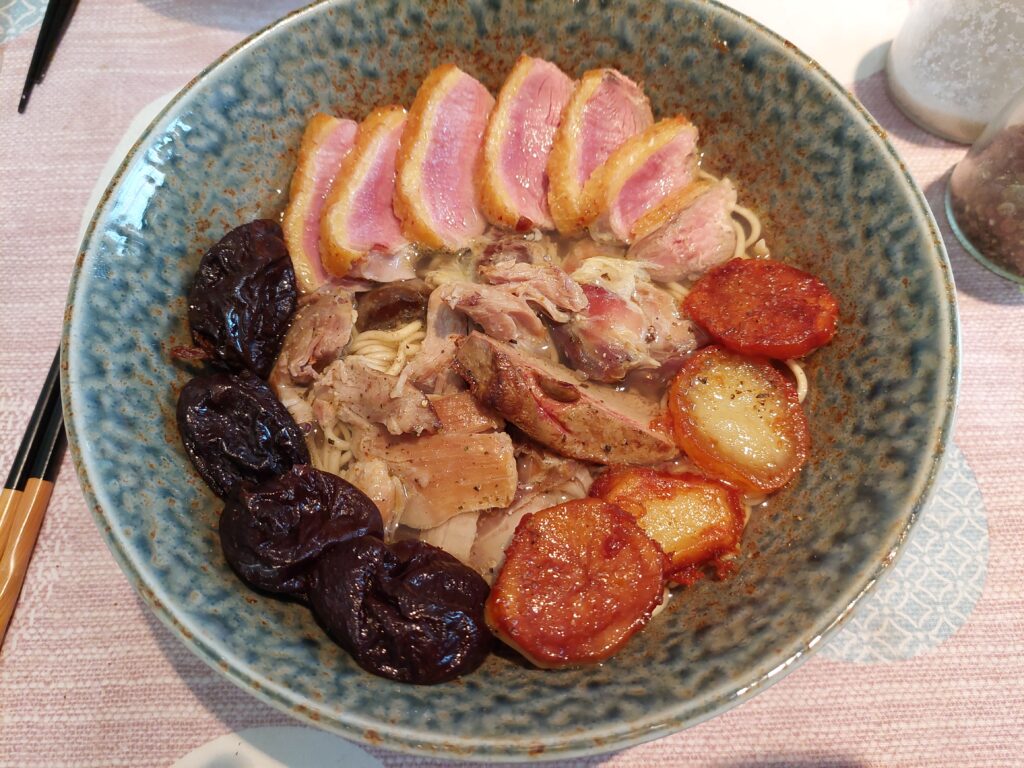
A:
<box><xmin>0</xmin><ymin>349</ymin><xmax>60</xmax><ymax>554</ymax></box>
<box><xmin>17</xmin><ymin>0</ymin><xmax>80</xmax><ymax>114</ymax></box>
<box><xmin>0</xmin><ymin>350</ymin><xmax>66</xmax><ymax>645</ymax></box>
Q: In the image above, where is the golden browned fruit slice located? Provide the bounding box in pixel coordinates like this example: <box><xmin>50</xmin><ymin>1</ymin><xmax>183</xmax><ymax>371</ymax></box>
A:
<box><xmin>667</xmin><ymin>346</ymin><xmax>810</xmax><ymax>493</ymax></box>
<box><xmin>590</xmin><ymin>467</ymin><xmax>746</xmax><ymax>584</ymax></box>
<box><xmin>682</xmin><ymin>258</ymin><xmax>840</xmax><ymax>359</ymax></box>
<box><xmin>486</xmin><ymin>498</ymin><xmax>666</xmax><ymax>668</ymax></box>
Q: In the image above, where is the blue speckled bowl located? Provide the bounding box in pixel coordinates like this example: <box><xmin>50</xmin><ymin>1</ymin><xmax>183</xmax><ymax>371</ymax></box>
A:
<box><xmin>61</xmin><ymin>0</ymin><xmax>959</xmax><ymax>761</ymax></box>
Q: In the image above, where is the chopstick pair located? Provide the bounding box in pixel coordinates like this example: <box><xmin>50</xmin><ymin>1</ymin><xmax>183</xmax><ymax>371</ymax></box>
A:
<box><xmin>17</xmin><ymin>0</ymin><xmax>80</xmax><ymax>114</ymax></box>
<box><xmin>0</xmin><ymin>349</ymin><xmax>66</xmax><ymax>647</ymax></box>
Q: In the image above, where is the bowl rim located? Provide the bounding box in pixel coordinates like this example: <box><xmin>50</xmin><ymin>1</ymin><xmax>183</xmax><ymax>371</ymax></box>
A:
<box><xmin>60</xmin><ymin>0</ymin><xmax>961</xmax><ymax>760</ymax></box>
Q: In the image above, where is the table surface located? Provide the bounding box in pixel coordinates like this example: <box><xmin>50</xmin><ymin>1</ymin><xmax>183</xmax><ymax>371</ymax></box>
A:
<box><xmin>1</xmin><ymin>2</ymin><xmax>1022</xmax><ymax>766</ymax></box>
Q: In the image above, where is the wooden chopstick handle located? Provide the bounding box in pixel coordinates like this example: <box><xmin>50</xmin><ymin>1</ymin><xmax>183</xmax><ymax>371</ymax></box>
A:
<box><xmin>0</xmin><ymin>488</ymin><xmax>22</xmax><ymax>557</ymax></box>
<box><xmin>0</xmin><ymin>478</ymin><xmax>54</xmax><ymax>646</ymax></box>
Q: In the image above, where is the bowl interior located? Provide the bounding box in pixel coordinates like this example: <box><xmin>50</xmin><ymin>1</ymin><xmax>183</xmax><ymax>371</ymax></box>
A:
<box><xmin>63</xmin><ymin>0</ymin><xmax>957</xmax><ymax>760</ymax></box>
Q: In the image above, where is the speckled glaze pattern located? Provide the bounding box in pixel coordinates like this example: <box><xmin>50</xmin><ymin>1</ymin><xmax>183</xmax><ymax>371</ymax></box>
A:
<box><xmin>61</xmin><ymin>0</ymin><xmax>959</xmax><ymax>761</ymax></box>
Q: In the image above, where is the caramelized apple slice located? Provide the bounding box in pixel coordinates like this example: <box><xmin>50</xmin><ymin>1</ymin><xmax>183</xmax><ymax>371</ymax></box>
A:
<box><xmin>590</xmin><ymin>467</ymin><xmax>745</xmax><ymax>584</ymax></box>
<box><xmin>683</xmin><ymin>259</ymin><xmax>839</xmax><ymax>359</ymax></box>
<box><xmin>486</xmin><ymin>498</ymin><xmax>665</xmax><ymax>668</ymax></box>
<box><xmin>667</xmin><ymin>346</ymin><xmax>810</xmax><ymax>493</ymax></box>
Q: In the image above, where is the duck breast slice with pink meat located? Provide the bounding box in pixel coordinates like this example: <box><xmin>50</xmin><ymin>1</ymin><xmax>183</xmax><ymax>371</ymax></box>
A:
<box><xmin>547</xmin><ymin>69</ymin><xmax>653</xmax><ymax>234</ymax></box>
<box><xmin>282</xmin><ymin>114</ymin><xmax>358</xmax><ymax>293</ymax></box>
<box><xmin>320</xmin><ymin>105</ymin><xmax>409</xmax><ymax>279</ymax></box>
<box><xmin>478</xmin><ymin>55</ymin><xmax>574</xmax><ymax>231</ymax></box>
<box><xmin>626</xmin><ymin>178</ymin><xmax>738</xmax><ymax>282</ymax></box>
<box><xmin>394</xmin><ymin>64</ymin><xmax>495</xmax><ymax>250</ymax></box>
<box><xmin>583</xmin><ymin>116</ymin><xmax>701</xmax><ymax>244</ymax></box>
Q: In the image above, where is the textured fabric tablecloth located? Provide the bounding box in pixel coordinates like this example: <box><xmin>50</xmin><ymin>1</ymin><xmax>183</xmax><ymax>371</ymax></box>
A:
<box><xmin>1</xmin><ymin>2</ymin><xmax>1022</xmax><ymax>766</ymax></box>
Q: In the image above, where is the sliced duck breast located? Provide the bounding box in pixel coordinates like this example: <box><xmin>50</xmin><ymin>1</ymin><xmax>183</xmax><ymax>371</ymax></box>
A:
<box><xmin>320</xmin><ymin>106</ymin><xmax>408</xmax><ymax>278</ymax></box>
<box><xmin>583</xmin><ymin>116</ymin><xmax>700</xmax><ymax>244</ymax></box>
<box><xmin>282</xmin><ymin>114</ymin><xmax>358</xmax><ymax>293</ymax></box>
<box><xmin>346</xmin><ymin>249</ymin><xmax>417</xmax><ymax>283</ymax></box>
<box><xmin>454</xmin><ymin>332</ymin><xmax>678</xmax><ymax>464</ymax></box>
<box><xmin>395</xmin><ymin>64</ymin><xmax>495</xmax><ymax>250</ymax></box>
<box><xmin>547</xmin><ymin>69</ymin><xmax>653</xmax><ymax>234</ymax></box>
<box><xmin>627</xmin><ymin>178</ymin><xmax>738</xmax><ymax>282</ymax></box>
<box><xmin>478</xmin><ymin>55</ymin><xmax>574</xmax><ymax>231</ymax></box>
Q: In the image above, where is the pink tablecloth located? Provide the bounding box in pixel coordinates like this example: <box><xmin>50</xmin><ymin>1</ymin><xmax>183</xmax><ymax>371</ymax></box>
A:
<box><xmin>1</xmin><ymin>2</ymin><xmax>1022</xmax><ymax>766</ymax></box>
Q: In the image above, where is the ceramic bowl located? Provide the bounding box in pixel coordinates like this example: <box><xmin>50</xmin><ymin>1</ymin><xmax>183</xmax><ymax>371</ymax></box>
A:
<box><xmin>61</xmin><ymin>0</ymin><xmax>959</xmax><ymax>760</ymax></box>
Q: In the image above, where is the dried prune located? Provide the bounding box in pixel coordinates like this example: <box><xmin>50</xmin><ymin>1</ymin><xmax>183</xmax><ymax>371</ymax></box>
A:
<box><xmin>355</xmin><ymin>279</ymin><xmax>431</xmax><ymax>332</ymax></box>
<box><xmin>309</xmin><ymin>537</ymin><xmax>492</xmax><ymax>684</ymax></box>
<box><xmin>177</xmin><ymin>370</ymin><xmax>309</xmax><ymax>499</ymax></box>
<box><xmin>220</xmin><ymin>465</ymin><xmax>383</xmax><ymax>597</ymax></box>
<box><xmin>187</xmin><ymin>219</ymin><xmax>297</xmax><ymax>378</ymax></box>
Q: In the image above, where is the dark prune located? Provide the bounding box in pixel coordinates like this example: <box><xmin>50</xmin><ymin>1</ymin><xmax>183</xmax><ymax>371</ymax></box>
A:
<box><xmin>309</xmin><ymin>537</ymin><xmax>492</xmax><ymax>684</ymax></box>
<box><xmin>355</xmin><ymin>279</ymin><xmax>431</xmax><ymax>332</ymax></box>
<box><xmin>187</xmin><ymin>219</ymin><xmax>297</xmax><ymax>378</ymax></box>
<box><xmin>220</xmin><ymin>465</ymin><xmax>383</xmax><ymax>597</ymax></box>
<box><xmin>177</xmin><ymin>370</ymin><xmax>309</xmax><ymax>499</ymax></box>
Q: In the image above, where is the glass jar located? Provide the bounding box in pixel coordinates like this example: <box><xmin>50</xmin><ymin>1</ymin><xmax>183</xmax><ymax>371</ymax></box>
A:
<box><xmin>946</xmin><ymin>85</ymin><xmax>1024</xmax><ymax>283</ymax></box>
<box><xmin>887</xmin><ymin>0</ymin><xmax>1024</xmax><ymax>143</ymax></box>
